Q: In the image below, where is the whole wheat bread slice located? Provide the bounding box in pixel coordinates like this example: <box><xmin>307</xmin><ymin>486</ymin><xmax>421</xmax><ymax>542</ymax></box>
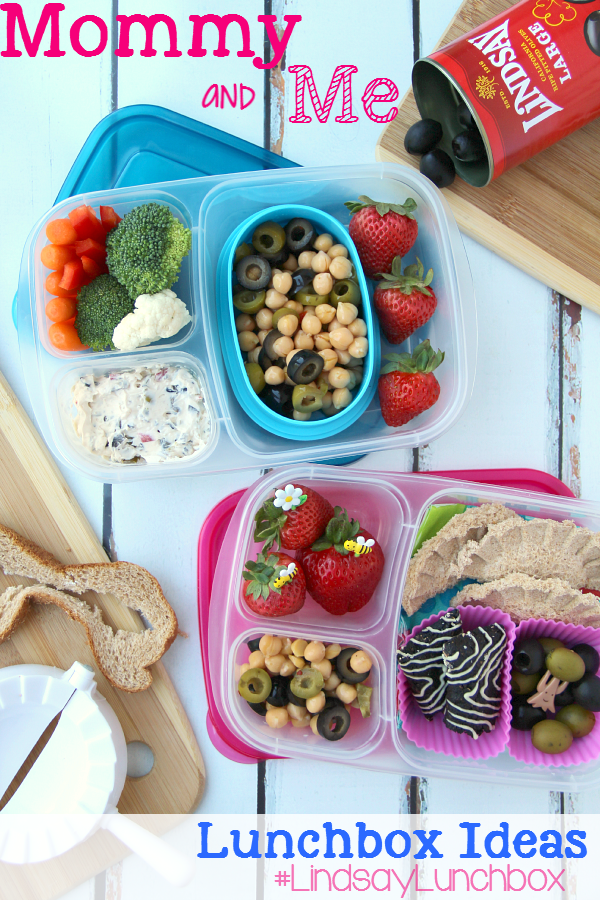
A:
<box><xmin>0</xmin><ymin>524</ymin><xmax>177</xmax><ymax>691</ymax></box>
<box><xmin>402</xmin><ymin>503</ymin><xmax>520</xmax><ymax>616</ymax></box>
<box><xmin>451</xmin><ymin>573</ymin><xmax>600</xmax><ymax>627</ymax></box>
<box><xmin>456</xmin><ymin>518</ymin><xmax>600</xmax><ymax>589</ymax></box>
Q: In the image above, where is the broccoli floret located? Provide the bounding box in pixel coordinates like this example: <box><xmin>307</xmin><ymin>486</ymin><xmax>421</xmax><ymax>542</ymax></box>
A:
<box><xmin>75</xmin><ymin>275</ymin><xmax>135</xmax><ymax>351</ymax></box>
<box><xmin>105</xmin><ymin>202</ymin><xmax>192</xmax><ymax>300</ymax></box>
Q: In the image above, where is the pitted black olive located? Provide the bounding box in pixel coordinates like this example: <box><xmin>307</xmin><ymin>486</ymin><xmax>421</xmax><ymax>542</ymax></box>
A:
<box><xmin>584</xmin><ymin>11</ymin><xmax>600</xmax><ymax>56</ymax></box>
<box><xmin>452</xmin><ymin>129</ymin><xmax>486</xmax><ymax>162</ymax></box>
<box><xmin>287</xmin><ymin>349</ymin><xmax>324</xmax><ymax>385</ymax></box>
<box><xmin>457</xmin><ymin>101</ymin><xmax>476</xmax><ymax>130</ymax></box>
<box><xmin>262</xmin><ymin>384</ymin><xmax>294</xmax><ymax>418</ymax></box>
<box><xmin>285</xmin><ymin>218</ymin><xmax>315</xmax><ymax>253</ymax></box>
<box><xmin>420</xmin><ymin>149</ymin><xmax>456</xmax><ymax>188</ymax></box>
<box><xmin>289</xmin><ymin>268</ymin><xmax>316</xmax><ymax>296</ymax></box>
<box><xmin>404</xmin><ymin>118</ymin><xmax>443</xmax><ymax>155</ymax></box>
<box><xmin>258</xmin><ymin>345</ymin><xmax>285</xmax><ymax>371</ymax></box>
<box><xmin>236</xmin><ymin>255</ymin><xmax>271</xmax><ymax>291</ymax></box>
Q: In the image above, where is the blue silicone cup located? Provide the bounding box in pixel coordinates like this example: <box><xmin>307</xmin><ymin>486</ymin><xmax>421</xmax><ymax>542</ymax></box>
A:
<box><xmin>216</xmin><ymin>204</ymin><xmax>380</xmax><ymax>441</ymax></box>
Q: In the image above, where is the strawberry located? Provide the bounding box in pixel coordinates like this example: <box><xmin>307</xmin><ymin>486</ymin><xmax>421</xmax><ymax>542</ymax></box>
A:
<box><xmin>297</xmin><ymin>507</ymin><xmax>385</xmax><ymax>615</ymax></box>
<box><xmin>242</xmin><ymin>551</ymin><xmax>306</xmax><ymax>617</ymax></box>
<box><xmin>344</xmin><ymin>195</ymin><xmax>418</xmax><ymax>279</ymax></box>
<box><xmin>374</xmin><ymin>256</ymin><xmax>437</xmax><ymax>345</ymax></box>
<box><xmin>253</xmin><ymin>483</ymin><xmax>334</xmax><ymax>552</ymax></box>
<box><xmin>378</xmin><ymin>340</ymin><xmax>444</xmax><ymax>427</ymax></box>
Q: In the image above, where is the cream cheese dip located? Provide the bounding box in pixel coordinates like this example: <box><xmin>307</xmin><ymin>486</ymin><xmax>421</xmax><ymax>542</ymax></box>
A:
<box><xmin>71</xmin><ymin>364</ymin><xmax>211</xmax><ymax>464</ymax></box>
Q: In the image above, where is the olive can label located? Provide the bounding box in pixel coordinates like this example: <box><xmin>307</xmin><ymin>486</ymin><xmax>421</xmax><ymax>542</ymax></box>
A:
<box><xmin>430</xmin><ymin>0</ymin><xmax>600</xmax><ymax>178</ymax></box>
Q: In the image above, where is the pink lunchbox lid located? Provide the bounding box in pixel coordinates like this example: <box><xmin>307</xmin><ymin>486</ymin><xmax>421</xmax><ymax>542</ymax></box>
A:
<box><xmin>197</xmin><ymin>468</ymin><xmax>574</xmax><ymax>765</ymax></box>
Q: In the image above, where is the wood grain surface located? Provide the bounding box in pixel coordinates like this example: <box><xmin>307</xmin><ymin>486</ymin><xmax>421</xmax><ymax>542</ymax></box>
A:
<box><xmin>376</xmin><ymin>0</ymin><xmax>600</xmax><ymax>312</ymax></box>
<box><xmin>0</xmin><ymin>371</ymin><xmax>205</xmax><ymax>899</ymax></box>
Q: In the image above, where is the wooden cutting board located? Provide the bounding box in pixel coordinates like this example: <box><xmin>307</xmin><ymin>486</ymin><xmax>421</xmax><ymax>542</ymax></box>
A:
<box><xmin>376</xmin><ymin>0</ymin><xmax>600</xmax><ymax>314</ymax></box>
<box><xmin>0</xmin><ymin>371</ymin><xmax>205</xmax><ymax>899</ymax></box>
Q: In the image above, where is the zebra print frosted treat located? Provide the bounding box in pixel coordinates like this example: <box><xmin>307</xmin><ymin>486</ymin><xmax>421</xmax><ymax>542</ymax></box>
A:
<box><xmin>397</xmin><ymin>608</ymin><xmax>462</xmax><ymax>719</ymax></box>
<box><xmin>442</xmin><ymin>623</ymin><xmax>507</xmax><ymax>739</ymax></box>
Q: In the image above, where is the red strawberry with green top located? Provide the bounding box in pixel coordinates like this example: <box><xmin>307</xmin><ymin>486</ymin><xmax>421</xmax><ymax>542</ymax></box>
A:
<box><xmin>242</xmin><ymin>551</ymin><xmax>306</xmax><ymax>617</ymax></box>
<box><xmin>344</xmin><ymin>195</ymin><xmax>418</xmax><ymax>279</ymax></box>
<box><xmin>374</xmin><ymin>256</ymin><xmax>437</xmax><ymax>345</ymax></box>
<box><xmin>253</xmin><ymin>483</ymin><xmax>334</xmax><ymax>552</ymax></box>
<box><xmin>378</xmin><ymin>340</ymin><xmax>444</xmax><ymax>427</ymax></box>
<box><xmin>297</xmin><ymin>507</ymin><xmax>385</xmax><ymax>615</ymax></box>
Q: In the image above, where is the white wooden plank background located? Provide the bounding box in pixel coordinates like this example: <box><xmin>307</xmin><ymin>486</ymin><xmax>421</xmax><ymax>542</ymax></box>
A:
<box><xmin>1</xmin><ymin>0</ymin><xmax>598</xmax><ymax>896</ymax></box>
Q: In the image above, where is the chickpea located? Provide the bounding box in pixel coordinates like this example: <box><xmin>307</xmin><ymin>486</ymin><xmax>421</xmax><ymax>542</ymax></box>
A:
<box><xmin>323</xmin><ymin>672</ymin><xmax>341</xmax><ymax>692</ymax></box>
<box><xmin>314</xmin><ymin>333</ymin><xmax>332</xmax><ymax>351</ymax></box>
<box><xmin>290</xmin><ymin>639</ymin><xmax>307</xmax><ymax>658</ymax></box>
<box><xmin>285</xmin><ymin>299</ymin><xmax>303</xmax><ymax>314</ymax></box>
<box><xmin>247</xmin><ymin>347</ymin><xmax>261</xmax><ymax>365</ymax></box>
<box><xmin>311</xmin><ymin>251</ymin><xmax>330</xmax><ymax>273</ymax></box>
<box><xmin>306</xmin><ymin>691</ymin><xmax>326</xmax><ymax>714</ymax></box>
<box><xmin>345</xmin><ymin>370</ymin><xmax>358</xmax><ymax>391</ymax></box>
<box><xmin>277</xmin><ymin>313</ymin><xmax>299</xmax><ymax>336</ymax></box>
<box><xmin>336</xmin><ymin>682</ymin><xmax>358</xmax><ymax>704</ymax></box>
<box><xmin>293</xmin><ymin>410</ymin><xmax>311</xmax><ymax>420</ymax></box>
<box><xmin>283</xmin><ymin>253</ymin><xmax>298</xmax><ymax>272</ymax></box>
<box><xmin>336</xmin><ymin>302</ymin><xmax>358</xmax><ymax>326</ymax></box>
<box><xmin>248</xmin><ymin>650</ymin><xmax>266</xmax><ymax>668</ymax></box>
<box><xmin>336</xmin><ymin>349</ymin><xmax>352</xmax><ymax>365</ymax></box>
<box><xmin>265</xmin><ymin>654</ymin><xmax>286</xmax><ymax>673</ymax></box>
<box><xmin>279</xmin><ymin>659</ymin><xmax>296</xmax><ymax>677</ymax></box>
<box><xmin>318</xmin><ymin>348</ymin><xmax>338</xmax><ymax>372</ymax></box>
<box><xmin>284</xmin><ymin>371</ymin><xmax>296</xmax><ymax>386</ymax></box>
<box><xmin>235</xmin><ymin>313</ymin><xmax>255</xmax><ymax>332</ymax></box>
<box><xmin>239</xmin><ymin>662</ymin><xmax>251</xmax><ymax>676</ymax></box>
<box><xmin>287</xmin><ymin>702</ymin><xmax>307</xmax><ymax>721</ymax></box>
<box><xmin>238</xmin><ymin>331</ymin><xmax>259</xmax><ymax>352</ymax></box>
<box><xmin>265</xmin><ymin>288</ymin><xmax>288</xmax><ymax>310</ymax></box>
<box><xmin>291</xmin><ymin>713</ymin><xmax>311</xmax><ymax>728</ymax></box>
<box><xmin>328</xmin><ymin>366</ymin><xmax>351</xmax><ymax>390</ymax></box>
<box><xmin>260</xmin><ymin>635</ymin><xmax>282</xmax><ymax>656</ymax></box>
<box><xmin>315</xmin><ymin>303</ymin><xmax>337</xmax><ymax>325</ymax></box>
<box><xmin>313</xmin><ymin>233</ymin><xmax>333</xmax><ymax>253</ymax></box>
<box><xmin>321</xmin><ymin>391</ymin><xmax>333</xmax><ymax>411</ymax></box>
<box><xmin>350</xmin><ymin>650</ymin><xmax>373</xmax><ymax>673</ymax></box>
<box><xmin>266</xmin><ymin>707</ymin><xmax>289</xmax><ymax>729</ymax></box>
<box><xmin>329</xmin><ymin>256</ymin><xmax>353</xmax><ymax>280</ymax></box>
<box><xmin>294</xmin><ymin>331</ymin><xmax>314</xmax><ymax>350</ymax></box>
<box><xmin>352</xmin><ymin>367</ymin><xmax>363</xmax><ymax>385</ymax></box>
<box><xmin>328</xmin><ymin>318</ymin><xmax>341</xmax><ymax>333</ymax></box>
<box><xmin>313</xmin><ymin>272</ymin><xmax>333</xmax><ymax>295</ymax></box>
<box><xmin>311</xmin><ymin>658</ymin><xmax>332</xmax><ymax>680</ymax></box>
<box><xmin>332</xmin><ymin>387</ymin><xmax>352</xmax><ymax>410</ymax></box>
<box><xmin>349</xmin><ymin>318</ymin><xmax>367</xmax><ymax>337</ymax></box>
<box><xmin>348</xmin><ymin>336</ymin><xmax>368</xmax><ymax>358</ymax></box>
<box><xmin>329</xmin><ymin>327</ymin><xmax>354</xmax><ymax>350</ymax></box>
<box><xmin>278</xmin><ymin>636</ymin><xmax>293</xmax><ymax>655</ymax></box>
<box><xmin>265</xmin><ymin>366</ymin><xmax>285</xmax><ymax>385</ymax></box>
<box><xmin>304</xmin><ymin>641</ymin><xmax>326</xmax><ymax>663</ymax></box>
<box><xmin>273</xmin><ymin>335</ymin><xmax>294</xmax><ymax>357</ymax></box>
<box><xmin>310</xmin><ymin>715</ymin><xmax>320</xmax><ymax>736</ymax></box>
<box><xmin>298</xmin><ymin>250</ymin><xmax>316</xmax><ymax>269</ymax></box>
<box><xmin>258</xmin><ymin>329</ymin><xmax>270</xmax><ymax>344</ymax></box>
<box><xmin>289</xmin><ymin>654</ymin><xmax>305</xmax><ymax>669</ymax></box>
<box><xmin>272</xmin><ymin>271</ymin><xmax>293</xmax><ymax>294</ymax></box>
<box><xmin>325</xmin><ymin>643</ymin><xmax>342</xmax><ymax>660</ymax></box>
<box><xmin>255</xmin><ymin>307</ymin><xmax>273</xmax><ymax>330</ymax></box>
<box><xmin>328</xmin><ymin>243</ymin><xmax>348</xmax><ymax>259</ymax></box>
<box><xmin>301</xmin><ymin>314</ymin><xmax>322</xmax><ymax>335</ymax></box>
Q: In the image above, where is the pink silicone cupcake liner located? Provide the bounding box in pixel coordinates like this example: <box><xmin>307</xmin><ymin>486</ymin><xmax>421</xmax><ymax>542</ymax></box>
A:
<box><xmin>509</xmin><ymin>618</ymin><xmax>600</xmax><ymax>768</ymax></box>
<box><xmin>397</xmin><ymin>605</ymin><xmax>516</xmax><ymax>761</ymax></box>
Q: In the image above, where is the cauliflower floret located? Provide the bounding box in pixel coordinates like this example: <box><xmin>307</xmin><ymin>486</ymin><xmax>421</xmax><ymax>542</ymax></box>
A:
<box><xmin>112</xmin><ymin>289</ymin><xmax>191</xmax><ymax>351</ymax></box>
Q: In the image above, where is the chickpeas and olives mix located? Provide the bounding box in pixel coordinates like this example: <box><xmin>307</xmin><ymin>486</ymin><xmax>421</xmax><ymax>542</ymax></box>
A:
<box><xmin>237</xmin><ymin>634</ymin><xmax>373</xmax><ymax>741</ymax></box>
<box><xmin>233</xmin><ymin>217</ymin><xmax>369</xmax><ymax>420</ymax></box>
<box><xmin>511</xmin><ymin>635</ymin><xmax>600</xmax><ymax>755</ymax></box>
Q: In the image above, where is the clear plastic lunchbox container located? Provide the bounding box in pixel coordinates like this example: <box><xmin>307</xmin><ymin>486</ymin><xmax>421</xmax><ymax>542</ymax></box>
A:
<box><xmin>17</xmin><ymin>163</ymin><xmax>477</xmax><ymax>481</ymax></box>
<box><xmin>204</xmin><ymin>464</ymin><xmax>600</xmax><ymax>789</ymax></box>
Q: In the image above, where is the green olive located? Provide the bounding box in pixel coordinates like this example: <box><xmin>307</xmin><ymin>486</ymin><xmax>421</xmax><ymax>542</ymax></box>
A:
<box><xmin>272</xmin><ymin>307</ymin><xmax>298</xmax><ymax>329</ymax></box>
<box><xmin>531</xmin><ymin>719</ymin><xmax>573</xmax><ymax>755</ymax></box>
<box><xmin>238</xmin><ymin>667</ymin><xmax>272</xmax><ymax>703</ymax></box>
<box><xmin>252</xmin><ymin>221</ymin><xmax>286</xmax><ymax>257</ymax></box>
<box><xmin>330</xmin><ymin>279</ymin><xmax>361</xmax><ymax>308</ymax></box>
<box><xmin>546</xmin><ymin>648</ymin><xmax>586</xmax><ymax>683</ymax></box>
<box><xmin>245</xmin><ymin>362</ymin><xmax>265</xmax><ymax>395</ymax></box>
<box><xmin>233</xmin><ymin>290</ymin><xmax>266</xmax><ymax>315</ymax></box>
<box><xmin>539</xmin><ymin>637</ymin><xmax>565</xmax><ymax>654</ymax></box>
<box><xmin>292</xmin><ymin>384</ymin><xmax>324</xmax><ymax>413</ymax></box>
<box><xmin>290</xmin><ymin>668</ymin><xmax>324</xmax><ymax>700</ymax></box>
<box><xmin>556</xmin><ymin>704</ymin><xmax>596</xmax><ymax>738</ymax></box>
<box><xmin>234</xmin><ymin>242</ymin><xmax>252</xmax><ymax>265</ymax></box>
<box><xmin>511</xmin><ymin>670</ymin><xmax>541</xmax><ymax>694</ymax></box>
<box><xmin>296</xmin><ymin>285</ymin><xmax>329</xmax><ymax>306</ymax></box>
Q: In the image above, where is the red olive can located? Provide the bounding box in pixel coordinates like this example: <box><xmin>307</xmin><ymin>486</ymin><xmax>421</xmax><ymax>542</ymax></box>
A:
<box><xmin>412</xmin><ymin>0</ymin><xmax>600</xmax><ymax>185</ymax></box>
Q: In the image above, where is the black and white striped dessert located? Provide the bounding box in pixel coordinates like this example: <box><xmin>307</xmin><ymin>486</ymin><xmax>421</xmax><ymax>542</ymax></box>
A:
<box><xmin>397</xmin><ymin>608</ymin><xmax>462</xmax><ymax>719</ymax></box>
<box><xmin>442</xmin><ymin>623</ymin><xmax>507</xmax><ymax>739</ymax></box>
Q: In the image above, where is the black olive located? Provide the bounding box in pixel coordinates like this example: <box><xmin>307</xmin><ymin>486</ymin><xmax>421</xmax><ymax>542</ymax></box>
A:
<box><xmin>287</xmin><ymin>349</ymin><xmax>324</xmax><ymax>385</ymax></box>
<box><xmin>316</xmin><ymin>704</ymin><xmax>351</xmax><ymax>741</ymax></box>
<box><xmin>513</xmin><ymin>639</ymin><xmax>545</xmax><ymax>676</ymax></box>
<box><xmin>335</xmin><ymin>647</ymin><xmax>369</xmax><ymax>685</ymax></box>
<box><xmin>452</xmin><ymin>129</ymin><xmax>486</xmax><ymax>163</ymax></box>
<box><xmin>457</xmin><ymin>101</ymin><xmax>476</xmax><ymax>130</ymax></box>
<box><xmin>247</xmin><ymin>701</ymin><xmax>268</xmax><ymax>716</ymax></box>
<box><xmin>247</xmin><ymin>638</ymin><xmax>261</xmax><ymax>653</ymax></box>
<box><xmin>404</xmin><ymin>118</ymin><xmax>443</xmax><ymax>155</ymax></box>
<box><xmin>287</xmin><ymin>680</ymin><xmax>306</xmax><ymax>707</ymax></box>
<box><xmin>420</xmin><ymin>149</ymin><xmax>456</xmax><ymax>189</ymax></box>
<box><xmin>285</xmin><ymin>218</ymin><xmax>315</xmax><ymax>253</ymax></box>
<box><xmin>267</xmin><ymin>675</ymin><xmax>289</xmax><ymax>708</ymax></box>
<box><xmin>236</xmin><ymin>255</ymin><xmax>271</xmax><ymax>291</ymax></box>
<box><xmin>511</xmin><ymin>701</ymin><xmax>547</xmax><ymax>731</ymax></box>
<box><xmin>573</xmin><ymin>674</ymin><xmax>600</xmax><ymax>711</ymax></box>
<box><xmin>262</xmin><ymin>384</ymin><xmax>294</xmax><ymax>418</ymax></box>
<box><xmin>263</xmin><ymin>329</ymin><xmax>285</xmax><ymax>362</ymax></box>
<box><xmin>289</xmin><ymin>268</ymin><xmax>316</xmax><ymax>296</ymax></box>
<box><xmin>555</xmin><ymin>684</ymin><xmax>575</xmax><ymax>708</ymax></box>
<box><xmin>572</xmin><ymin>643</ymin><xmax>600</xmax><ymax>676</ymax></box>
<box><xmin>585</xmin><ymin>11</ymin><xmax>600</xmax><ymax>56</ymax></box>
<box><xmin>258</xmin><ymin>346</ymin><xmax>285</xmax><ymax>371</ymax></box>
